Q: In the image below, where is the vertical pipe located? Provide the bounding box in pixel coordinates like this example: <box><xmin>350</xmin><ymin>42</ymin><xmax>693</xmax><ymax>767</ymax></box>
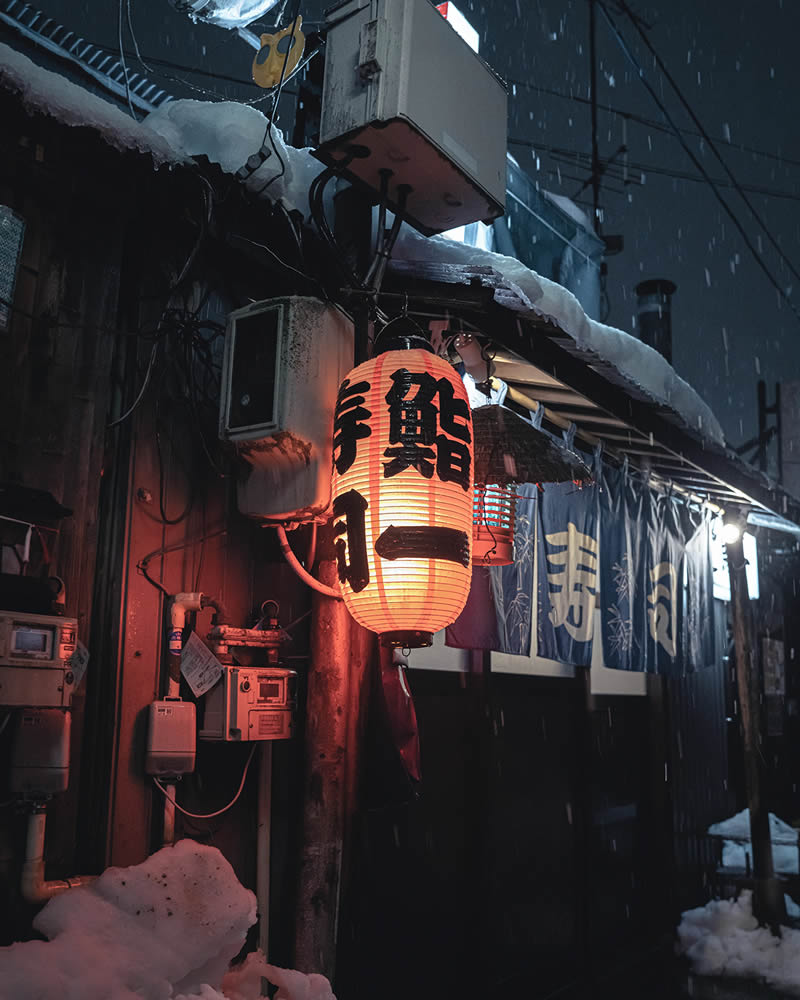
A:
<box><xmin>726</xmin><ymin>516</ymin><xmax>786</xmax><ymax>928</ymax></box>
<box><xmin>162</xmin><ymin>782</ymin><xmax>176</xmax><ymax>846</ymax></box>
<box><xmin>294</xmin><ymin>528</ymin><xmax>351</xmax><ymax>980</ymax></box>
<box><xmin>257</xmin><ymin>742</ymin><xmax>273</xmax><ymax>959</ymax></box>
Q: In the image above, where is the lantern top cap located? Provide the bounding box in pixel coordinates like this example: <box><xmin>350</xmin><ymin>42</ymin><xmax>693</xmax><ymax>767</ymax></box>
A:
<box><xmin>373</xmin><ymin>316</ymin><xmax>434</xmax><ymax>356</ymax></box>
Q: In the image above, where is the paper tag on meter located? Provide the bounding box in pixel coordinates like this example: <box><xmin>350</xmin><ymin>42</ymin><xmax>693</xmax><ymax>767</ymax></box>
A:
<box><xmin>180</xmin><ymin>631</ymin><xmax>223</xmax><ymax>697</ymax></box>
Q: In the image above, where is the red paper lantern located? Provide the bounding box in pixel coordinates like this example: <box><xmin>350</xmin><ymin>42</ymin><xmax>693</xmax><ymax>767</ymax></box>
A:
<box><xmin>332</xmin><ymin>336</ymin><xmax>474</xmax><ymax>648</ymax></box>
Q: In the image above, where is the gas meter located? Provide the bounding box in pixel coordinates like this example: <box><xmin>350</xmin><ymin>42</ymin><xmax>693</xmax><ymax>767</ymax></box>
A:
<box><xmin>199</xmin><ymin>608</ymin><xmax>297</xmax><ymax>741</ymax></box>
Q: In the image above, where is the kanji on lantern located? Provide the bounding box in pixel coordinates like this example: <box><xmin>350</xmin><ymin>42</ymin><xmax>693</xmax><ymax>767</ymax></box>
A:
<box><xmin>333</xmin><ymin>377</ymin><xmax>372</xmax><ymax>475</ymax></box>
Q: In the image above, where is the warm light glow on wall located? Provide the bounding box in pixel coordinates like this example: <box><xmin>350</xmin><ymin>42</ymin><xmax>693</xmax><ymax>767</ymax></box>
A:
<box><xmin>332</xmin><ymin>345</ymin><xmax>474</xmax><ymax>648</ymax></box>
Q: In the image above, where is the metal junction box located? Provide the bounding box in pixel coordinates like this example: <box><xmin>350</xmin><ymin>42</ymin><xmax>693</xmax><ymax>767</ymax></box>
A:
<box><xmin>0</xmin><ymin>610</ymin><xmax>77</xmax><ymax>708</ymax></box>
<box><xmin>219</xmin><ymin>297</ymin><xmax>354</xmax><ymax>523</ymax></box>
<box><xmin>316</xmin><ymin>0</ymin><xmax>507</xmax><ymax>235</ymax></box>
<box><xmin>200</xmin><ymin>666</ymin><xmax>297</xmax><ymax>742</ymax></box>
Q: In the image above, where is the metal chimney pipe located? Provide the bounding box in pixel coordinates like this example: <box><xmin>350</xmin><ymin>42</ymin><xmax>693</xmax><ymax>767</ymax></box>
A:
<box><xmin>635</xmin><ymin>278</ymin><xmax>677</xmax><ymax>364</ymax></box>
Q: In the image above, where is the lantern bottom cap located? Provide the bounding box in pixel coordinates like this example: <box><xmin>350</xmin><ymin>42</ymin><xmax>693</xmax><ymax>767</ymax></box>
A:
<box><xmin>379</xmin><ymin>630</ymin><xmax>433</xmax><ymax>649</ymax></box>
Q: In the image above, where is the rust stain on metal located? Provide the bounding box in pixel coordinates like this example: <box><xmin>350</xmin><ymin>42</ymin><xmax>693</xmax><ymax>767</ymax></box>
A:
<box><xmin>237</xmin><ymin>430</ymin><xmax>312</xmax><ymax>466</ymax></box>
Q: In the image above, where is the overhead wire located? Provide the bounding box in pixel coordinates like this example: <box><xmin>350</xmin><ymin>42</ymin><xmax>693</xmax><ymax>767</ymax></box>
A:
<box><xmin>238</xmin><ymin>0</ymin><xmax>304</xmax><ymax>188</ymax></box>
<box><xmin>508</xmin><ymin>137</ymin><xmax>800</xmax><ymax>205</ymax></box>
<box><xmin>117</xmin><ymin>0</ymin><xmax>138</xmax><ymax>121</ymax></box>
<box><xmin>506</xmin><ymin>77</ymin><xmax>800</xmax><ymax>174</ymax></box>
<box><xmin>595</xmin><ymin>0</ymin><xmax>800</xmax><ymax>324</ymax></box>
<box><xmin>615</xmin><ymin>0</ymin><xmax>800</xmax><ymax>288</ymax></box>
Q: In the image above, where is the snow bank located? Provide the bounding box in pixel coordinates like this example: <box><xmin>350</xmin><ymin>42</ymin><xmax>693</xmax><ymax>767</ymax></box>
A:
<box><xmin>709</xmin><ymin>808</ymin><xmax>800</xmax><ymax>875</ymax></box>
<box><xmin>677</xmin><ymin>891</ymin><xmax>800</xmax><ymax>994</ymax></box>
<box><xmin>0</xmin><ymin>839</ymin><xmax>334</xmax><ymax>1000</ymax></box>
<box><xmin>709</xmin><ymin>809</ymin><xmax>800</xmax><ymax>845</ymax></box>
<box><xmin>0</xmin><ymin>43</ymin><xmax>180</xmax><ymax>164</ymax></box>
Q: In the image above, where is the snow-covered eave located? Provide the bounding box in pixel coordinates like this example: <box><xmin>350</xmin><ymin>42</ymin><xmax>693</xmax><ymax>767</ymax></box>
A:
<box><xmin>0</xmin><ymin>42</ymin><xmax>187</xmax><ymax>166</ymax></box>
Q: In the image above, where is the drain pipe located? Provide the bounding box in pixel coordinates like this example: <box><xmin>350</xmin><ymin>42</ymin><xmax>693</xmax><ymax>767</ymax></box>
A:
<box><xmin>21</xmin><ymin>805</ymin><xmax>95</xmax><ymax>903</ymax></box>
<box><xmin>161</xmin><ymin>592</ymin><xmax>226</xmax><ymax>843</ymax></box>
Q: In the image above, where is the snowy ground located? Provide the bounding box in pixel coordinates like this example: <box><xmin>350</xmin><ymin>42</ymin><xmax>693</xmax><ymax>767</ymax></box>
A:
<box><xmin>678</xmin><ymin>892</ymin><xmax>800</xmax><ymax>996</ymax></box>
<box><xmin>0</xmin><ymin>839</ymin><xmax>334</xmax><ymax>1000</ymax></box>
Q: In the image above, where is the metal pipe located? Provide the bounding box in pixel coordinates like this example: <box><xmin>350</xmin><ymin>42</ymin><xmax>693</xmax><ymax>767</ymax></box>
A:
<box><xmin>275</xmin><ymin>526</ymin><xmax>341</xmax><ymax>600</ymax></box>
<box><xmin>21</xmin><ymin>807</ymin><xmax>95</xmax><ymax>904</ymax></box>
<box><xmin>256</xmin><ymin>742</ymin><xmax>273</xmax><ymax>959</ymax></box>
<box><xmin>162</xmin><ymin>782</ymin><xmax>177</xmax><ymax>846</ymax></box>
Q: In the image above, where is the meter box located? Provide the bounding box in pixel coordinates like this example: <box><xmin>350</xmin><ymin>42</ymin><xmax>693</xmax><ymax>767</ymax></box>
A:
<box><xmin>0</xmin><ymin>610</ymin><xmax>77</xmax><ymax>707</ymax></box>
<box><xmin>10</xmin><ymin>708</ymin><xmax>71</xmax><ymax>797</ymax></box>
<box><xmin>316</xmin><ymin>0</ymin><xmax>507</xmax><ymax>235</ymax></box>
<box><xmin>200</xmin><ymin>666</ymin><xmax>297</xmax><ymax>742</ymax></box>
<box><xmin>145</xmin><ymin>699</ymin><xmax>197</xmax><ymax>776</ymax></box>
<box><xmin>219</xmin><ymin>297</ymin><xmax>354</xmax><ymax>523</ymax></box>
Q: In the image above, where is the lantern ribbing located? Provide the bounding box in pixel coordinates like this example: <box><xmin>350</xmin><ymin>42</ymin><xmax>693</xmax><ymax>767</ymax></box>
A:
<box><xmin>332</xmin><ymin>348</ymin><xmax>474</xmax><ymax>647</ymax></box>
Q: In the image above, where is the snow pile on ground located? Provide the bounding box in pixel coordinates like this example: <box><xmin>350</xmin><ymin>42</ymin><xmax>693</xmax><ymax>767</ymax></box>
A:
<box><xmin>0</xmin><ymin>839</ymin><xmax>334</xmax><ymax>1000</ymax></box>
<box><xmin>0</xmin><ymin>43</ymin><xmax>180</xmax><ymax>164</ymax></box>
<box><xmin>677</xmin><ymin>891</ymin><xmax>800</xmax><ymax>994</ymax></box>
<box><xmin>709</xmin><ymin>809</ymin><xmax>800</xmax><ymax>874</ymax></box>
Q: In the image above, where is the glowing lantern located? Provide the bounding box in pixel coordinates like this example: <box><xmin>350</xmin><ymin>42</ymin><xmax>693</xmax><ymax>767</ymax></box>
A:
<box><xmin>332</xmin><ymin>330</ymin><xmax>474</xmax><ymax>648</ymax></box>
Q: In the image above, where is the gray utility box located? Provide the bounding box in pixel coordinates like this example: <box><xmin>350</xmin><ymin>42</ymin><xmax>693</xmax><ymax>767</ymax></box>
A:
<box><xmin>316</xmin><ymin>0</ymin><xmax>507</xmax><ymax>236</ymax></box>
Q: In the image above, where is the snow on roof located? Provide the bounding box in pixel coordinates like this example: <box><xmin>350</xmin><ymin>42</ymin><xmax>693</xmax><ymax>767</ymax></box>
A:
<box><xmin>0</xmin><ymin>42</ymin><xmax>183</xmax><ymax>164</ymax></box>
<box><xmin>0</xmin><ymin>46</ymin><xmax>725</xmax><ymax>447</ymax></box>
<box><xmin>392</xmin><ymin>225</ymin><xmax>726</xmax><ymax>447</ymax></box>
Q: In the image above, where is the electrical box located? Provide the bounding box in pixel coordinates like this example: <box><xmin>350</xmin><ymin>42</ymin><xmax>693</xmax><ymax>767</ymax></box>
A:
<box><xmin>10</xmin><ymin>708</ymin><xmax>71</xmax><ymax>797</ymax></box>
<box><xmin>315</xmin><ymin>0</ymin><xmax>507</xmax><ymax>235</ymax></box>
<box><xmin>145</xmin><ymin>699</ymin><xmax>197</xmax><ymax>776</ymax></box>
<box><xmin>200</xmin><ymin>666</ymin><xmax>297</xmax><ymax>742</ymax></box>
<box><xmin>0</xmin><ymin>610</ymin><xmax>77</xmax><ymax>708</ymax></box>
<box><xmin>219</xmin><ymin>297</ymin><xmax>354</xmax><ymax>523</ymax></box>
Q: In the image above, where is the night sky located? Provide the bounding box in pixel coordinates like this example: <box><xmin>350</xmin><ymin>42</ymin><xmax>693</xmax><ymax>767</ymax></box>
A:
<box><xmin>16</xmin><ymin>0</ymin><xmax>800</xmax><ymax>455</ymax></box>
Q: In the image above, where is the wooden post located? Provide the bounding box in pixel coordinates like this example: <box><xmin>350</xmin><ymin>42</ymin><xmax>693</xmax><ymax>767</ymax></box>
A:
<box><xmin>725</xmin><ymin>510</ymin><xmax>786</xmax><ymax>928</ymax></box>
<box><xmin>294</xmin><ymin>527</ymin><xmax>350</xmax><ymax>978</ymax></box>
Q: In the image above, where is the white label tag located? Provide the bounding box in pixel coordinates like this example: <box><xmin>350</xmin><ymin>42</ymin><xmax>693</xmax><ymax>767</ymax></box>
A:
<box><xmin>180</xmin><ymin>631</ymin><xmax>223</xmax><ymax>697</ymax></box>
<box><xmin>69</xmin><ymin>640</ymin><xmax>90</xmax><ymax>689</ymax></box>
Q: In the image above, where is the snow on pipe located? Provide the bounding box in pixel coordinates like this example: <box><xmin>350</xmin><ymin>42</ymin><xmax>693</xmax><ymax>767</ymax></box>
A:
<box><xmin>275</xmin><ymin>526</ymin><xmax>342</xmax><ymax>600</ymax></box>
<box><xmin>21</xmin><ymin>808</ymin><xmax>95</xmax><ymax>904</ymax></box>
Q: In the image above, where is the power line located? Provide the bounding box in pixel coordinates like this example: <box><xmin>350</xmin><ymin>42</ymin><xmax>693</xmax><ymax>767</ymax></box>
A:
<box><xmin>615</xmin><ymin>0</ymin><xmax>800</xmax><ymax>289</ymax></box>
<box><xmin>506</xmin><ymin>77</ymin><xmax>800</xmax><ymax>174</ymax></box>
<box><xmin>595</xmin><ymin>0</ymin><xmax>800</xmax><ymax>324</ymax></box>
<box><xmin>508</xmin><ymin>137</ymin><xmax>800</xmax><ymax>205</ymax></box>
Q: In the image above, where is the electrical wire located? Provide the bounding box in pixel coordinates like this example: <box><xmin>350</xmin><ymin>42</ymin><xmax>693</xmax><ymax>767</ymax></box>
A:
<box><xmin>508</xmin><ymin>137</ymin><xmax>800</xmax><ymax>205</ymax></box>
<box><xmin>595</xmin><ymin>0</ymin><xmax>800</xmax><ymax>325</ymax></box>
<box><xmin>228</xmin><ymin>233</ymin><xmax>326</xmax><ymax>296</ymax></box>
<box><xmin>117</xmin><ymin>0</ymin><xmax>138</xmax><ymax>121</ymax></box>
<box><xmin>616</xmin><ymin>0</ymin><xmax>800</xmax><ymax>289</ymax></box>
<box><xmin>506</xmin><ymin>78</ymin><xmax>800</xmax><ymax>174</ymax></box>
<box><xmin>153</xmin><ymin>743</ymin><xmax>257</xmax><ymax>819</ymax></box>
<box><xmin>238</xmin><ymin>0</ymin><xmax>303</xmax><ymax>189</ymax></box>
<box><xmin>107</xmin><ymin>338</ymin><xmax>160</xmax><ymax>429</ymax></box>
